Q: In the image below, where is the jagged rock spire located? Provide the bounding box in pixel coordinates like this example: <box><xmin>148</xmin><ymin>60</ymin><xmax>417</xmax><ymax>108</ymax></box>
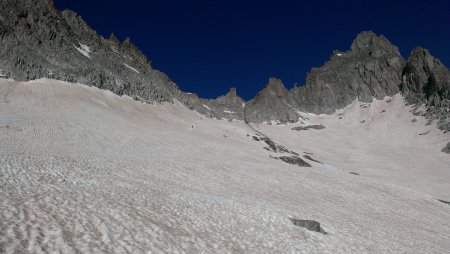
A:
<box><xmin>350</xmin><ymin>31</ymin><xmax>400</xmax><ymax>57</ymax></box>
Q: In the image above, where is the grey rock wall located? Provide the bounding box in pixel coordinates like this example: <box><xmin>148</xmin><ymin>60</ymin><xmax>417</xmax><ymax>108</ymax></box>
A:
<box><xmin>401</xmin><ymin>47</ymin><xmax>450</xmax><ymax>131</ymax></box>
<box><xmin>244</xmin><ymin>78</ymin><xmax>299</xmax><ymax>123</ymax></box>
<box><xmin>290</xmin><ymin>31</ymin><xmax>406</xmax><ymax>114</ymax></box>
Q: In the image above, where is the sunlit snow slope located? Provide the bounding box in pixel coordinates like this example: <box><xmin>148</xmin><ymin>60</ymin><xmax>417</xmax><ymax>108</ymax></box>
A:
<box><xmin>1</xmin><ymin>79</ymin><xmax>450</xmax><ymax>253</ymax></box>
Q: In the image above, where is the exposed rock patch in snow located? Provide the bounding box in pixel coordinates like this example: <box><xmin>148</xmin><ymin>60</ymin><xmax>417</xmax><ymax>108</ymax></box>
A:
<box><xmin>276</xmin><ymin>156</ymin><xmax>312</xmax><ymax>167</ymax></box>
<box><xmin>290</xmin><ymin>219</ymin><xmax>327</xmax><ymax>234</ymax></box>
<box><xmin>438</xmin><ymin>199</ymin><xmax>450</xmax><ymax>206</ymax></box>
<box><xmin>442</xmin><ymin>142</ymin><xmax>450</xmax><ymax>153</ymax></box>
<box><xmin>292</xmin><ymin>124</ymin><xmax>325</xmax><ymax>131</ymax></box>
<box><xmin>303</xmin><ymin>155</ymin><xmax>323</xmax><ymax>164</ymax></box>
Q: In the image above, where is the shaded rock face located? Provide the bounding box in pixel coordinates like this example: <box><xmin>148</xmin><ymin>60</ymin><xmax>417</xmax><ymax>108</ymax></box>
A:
<box><xmin>244</xmin><ymin>78</ymin><xmax>299</xmax><ymax>123</ymax></box>
<box><xmin>402</xmin><ymin>47</ymin><xmax>450</xmax><ymax>102</ymax></box>
<box><xmin>290</xmin><ymin>31</ymin><xmax>406</xmax><ymax>114</ymax></box>
<box><xmin>0</xmin><ymin>0</ymin><xmax>181</xmax><ymax>103</ymax></box>
<box><xmin>401</xmin><ymin>48</ymin><xmax>450</xmax><ymax>131</ymax></box>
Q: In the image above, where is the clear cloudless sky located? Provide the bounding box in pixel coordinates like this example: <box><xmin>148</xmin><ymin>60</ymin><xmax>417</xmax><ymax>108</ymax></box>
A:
<box><xmin>54</xmin><ymin>0</ymin><xmax>449</xmax><ymax>100</ymax></box>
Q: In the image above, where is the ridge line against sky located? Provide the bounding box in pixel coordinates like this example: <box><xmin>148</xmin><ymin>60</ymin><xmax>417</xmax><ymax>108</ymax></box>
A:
<box><xmin>54</xmin><ymin>0</ymin><xmax>450</xmax><ymax>100</ymax></box>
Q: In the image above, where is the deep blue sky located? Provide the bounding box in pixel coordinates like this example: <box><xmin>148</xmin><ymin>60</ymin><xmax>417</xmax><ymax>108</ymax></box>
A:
<box><xmin>54</xmin><ymin>0</ymin><xmax>449</xmax><ymax>100</ymax></box>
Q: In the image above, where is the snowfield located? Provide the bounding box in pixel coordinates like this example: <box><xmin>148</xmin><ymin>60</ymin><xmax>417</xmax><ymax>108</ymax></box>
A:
<box><xmin>1</xmin><ymin>79</ymin><xmax>450</xmax><ymax>253</ymax></box>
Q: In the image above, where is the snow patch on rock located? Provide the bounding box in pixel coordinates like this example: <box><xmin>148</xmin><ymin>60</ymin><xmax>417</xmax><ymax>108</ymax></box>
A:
<box><xmin>123</xmin><ymin>63</ymin><xmax>140</xmax><ymax>73</ymax></box>
<box><xmin>74</xmin><ymin>43</ymin><xmax>92</xmax><ymax>59</ymax></box>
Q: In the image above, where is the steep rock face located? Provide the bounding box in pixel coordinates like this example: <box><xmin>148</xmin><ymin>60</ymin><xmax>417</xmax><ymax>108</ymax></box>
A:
<box><xmin>0</xmin><ymin>0</ymin><xmax>181</xmax><ymax>102</ymax></box>
<box><xmin>402</xmin><ymin>47</ymin><xmax>450</xmax><ymax>103</ymax></box>
<box><xmin>290</xmin><ymin>31</ymin><xmax>406</xmax><ymax>114</ymax></box>
<box><xmin>244</xmin><ymin>78</ymin><xmax>298</xmax><ymax>123</ymax></box>
<box><xmin>401</xmin><ymin>47</ymin><xmax>450</xmax><ymax>131</ymax></box>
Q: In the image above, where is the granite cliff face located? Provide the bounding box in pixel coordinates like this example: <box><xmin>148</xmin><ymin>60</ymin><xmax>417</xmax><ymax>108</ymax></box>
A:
<box><xmin>1</xmin><ymin>1</ymin><xmax>449</xmax><ymax>130</ymax></box>
<box><xmin>290</xmin><ymin>31</ymin><xmax>406</xmax><ymax>114</ymax></box>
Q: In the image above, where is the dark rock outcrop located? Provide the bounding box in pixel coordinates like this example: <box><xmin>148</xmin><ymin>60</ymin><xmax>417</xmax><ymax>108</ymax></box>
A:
<box><xmin>292</xmin><ymin>125</ymin><xmax>325</xmax><ymax>131</ymax></box>
<box><xmin>290</xmin><ymin>31</ymin><xmax>406</xmax><ymax>114</ymax></box>
<box><xmin>244</xmin><ymin>78</ymin><xmax>299</xmax><ymax>123</ymax></box>
<box><xmin>442</xmin><ymin>142</ymin><xmax>450</xmax><ymax>154</ymax></box>
<box><xmin>303</xmin><ymin>155</ymin><xmax>323</xmax><ymax>164</ymax></box>
<box><xmin>289</xmin><ymin>218</ymin><xmax>327</xmax><ymax>234</ymax></box>
<box><xmin>401</xmin><ymin>47</ymin><xmax>450</xmax><ymax>131</ymax></box>
<box><xmin>277</xmin><ymin>156</ymin><xmax>311</xmax><ymax>167</ymax></box>
<box><xmin>438</xmin><ymin>199</ymin><xmax>450</xmax><ymax>206</ymax></box>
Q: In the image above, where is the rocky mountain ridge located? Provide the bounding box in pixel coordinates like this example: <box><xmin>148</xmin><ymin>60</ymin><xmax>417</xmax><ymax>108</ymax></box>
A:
<box><xmin>0</xmin><ymin>0</ymin><xmax>449</xmax><ymax>132</ymax></box>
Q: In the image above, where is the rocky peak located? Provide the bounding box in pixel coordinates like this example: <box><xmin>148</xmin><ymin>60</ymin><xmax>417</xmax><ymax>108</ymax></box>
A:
<box><xmin>260</xmin><ymin>77</ymin><xmax>289</xmax><ymax>98</ymax></box>
<box><xmin>227</xmin><ymin>87</ymin><xmax>237</xmax><ymax>98</ymax></box>
<box><xmin>402</xmin><ymin>47</ymin><xmax>450</xmax><ymax>102</ymax></box>
<box><xmin>350</xmin><ymin>31</ymin><xmax>400</xmax><ymax>57</ymax></box>
<box><xmin>408</xmin><ymin>47</ymin><xmax>438</xmax><ymax>71</ymax></box>
<box><xmin>108</xmin><ymin>33</ymin><xmax>120</xmax><ymax>48</ymax></box>
<box><xmin>216</xmin><ymin>87</ymin><xmax>241</xmax><ymax>104</ymax></box>
<box><xmin>401</xmin><ymin>47</ymin><xmax>450</xmax><ymax>131</ymax></box>
<box><xmin>121</xmin><ymin>37</ymin><xmax>152</xmax><ymax>68</ymax></box>
<box><xmin>244</xmin><ymin>78</ymin><xmax>298</xmax><ymax>123</ymax></box>
<box><xmin>290</xmin><ymin>31</ymin><xmax>405</xmax><ymax>114</ymax></box>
